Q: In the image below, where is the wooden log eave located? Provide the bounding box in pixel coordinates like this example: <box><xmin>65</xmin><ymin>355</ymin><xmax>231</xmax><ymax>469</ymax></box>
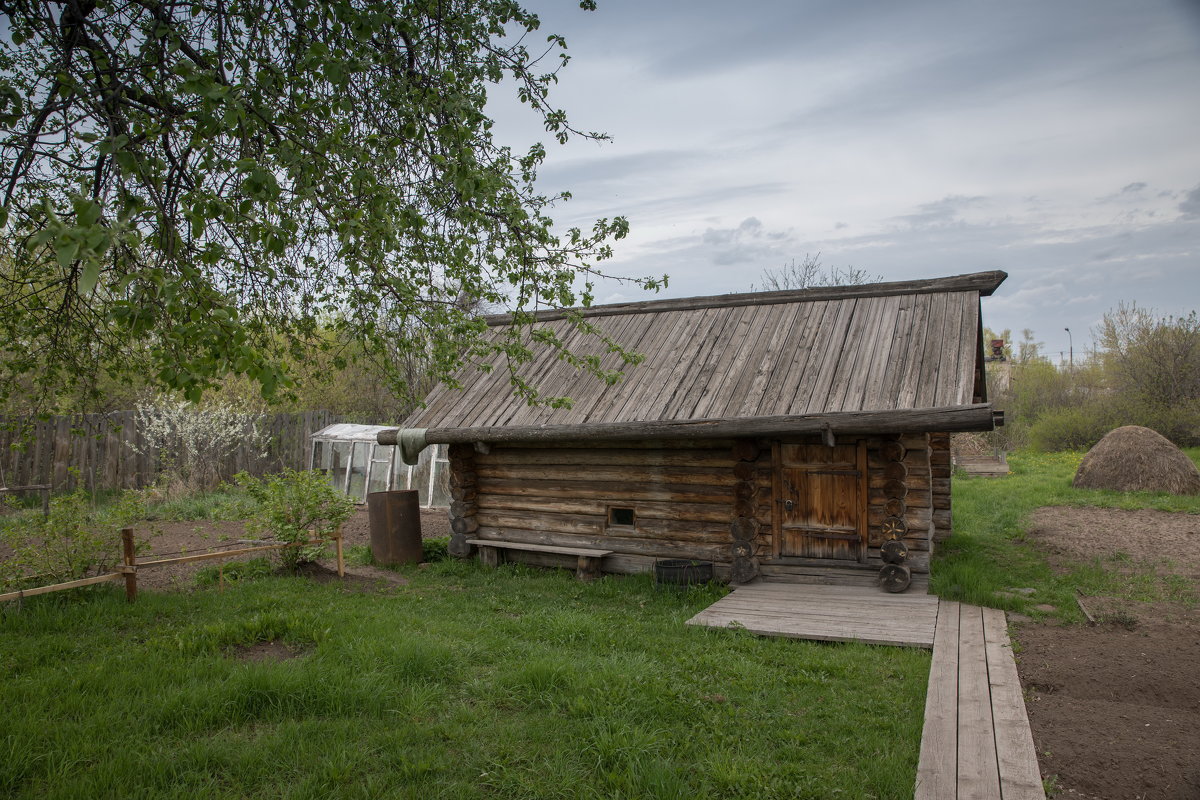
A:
<box><xmin>379</xmin><ymin>405</ymin><xmax>998</xmax><ymax>447</ymax></box>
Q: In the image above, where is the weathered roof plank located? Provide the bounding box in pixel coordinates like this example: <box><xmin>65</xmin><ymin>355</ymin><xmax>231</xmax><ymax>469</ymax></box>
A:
<box><xmin>403</xmin><ymin>272</ymin><xmax>1005</xmax><ymax>434</ymax></box>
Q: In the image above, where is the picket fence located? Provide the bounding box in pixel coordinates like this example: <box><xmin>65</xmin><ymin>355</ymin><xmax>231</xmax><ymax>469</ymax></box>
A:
<box><xmin>0</xmin><ymin>410</ymin><xmax>341</xmax><ymax>494</ymax></box>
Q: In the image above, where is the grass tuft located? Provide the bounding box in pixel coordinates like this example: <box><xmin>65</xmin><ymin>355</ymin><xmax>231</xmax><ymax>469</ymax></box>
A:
<box><xmin>932</xmin><ymin>448</ymin><xmax>1200</xmax><ymax>617</ymax></box>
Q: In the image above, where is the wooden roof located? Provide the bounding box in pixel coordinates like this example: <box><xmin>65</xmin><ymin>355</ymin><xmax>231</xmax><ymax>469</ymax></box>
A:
<box><xmin>401</xmin><ymin>271</ymin><xmax>1005</xmax><ymax>441</ymax></box>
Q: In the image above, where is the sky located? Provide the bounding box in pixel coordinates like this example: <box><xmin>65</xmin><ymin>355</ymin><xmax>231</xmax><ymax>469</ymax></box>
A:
<box><xmin>488</xmin><ymin>0</ymin><xmax>1200</xmax><ymax>363</ymax></box>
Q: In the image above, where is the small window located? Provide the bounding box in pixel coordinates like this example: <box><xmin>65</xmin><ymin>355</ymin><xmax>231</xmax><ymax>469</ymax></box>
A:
<box><xmin>607</xmin><ymin>507</ymin><xmax>636</xmax><ymax>527</ymax></box>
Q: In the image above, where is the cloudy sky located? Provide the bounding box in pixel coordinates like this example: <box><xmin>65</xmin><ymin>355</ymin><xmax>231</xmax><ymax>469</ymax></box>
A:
<box><xmin>490</xmin><ymin>0</ymin><xmax>1200</xmax><ymax>362</ymax></box>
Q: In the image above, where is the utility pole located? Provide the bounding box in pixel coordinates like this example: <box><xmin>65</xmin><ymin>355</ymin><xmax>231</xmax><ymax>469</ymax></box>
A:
<box><xmin>1064</xmin><ymin>327</ymin><xmax>1073</xmax><ymax>369</ymax></box>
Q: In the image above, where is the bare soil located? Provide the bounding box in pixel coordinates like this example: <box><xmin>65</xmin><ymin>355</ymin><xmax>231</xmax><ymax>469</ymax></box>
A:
<box><xmin>131</xmin><ymin>505</ymin><xmax>450</xmax><ymax>592</ymax></box>
<box><xmin>232</xmin><ymin>640</ymin><xmax>308</xmax><ymax>662</ymax></box>
<box><xmin>1016</xmin><ymin>506</ymin><xmax>1200</xmax><ymax>800</ymax></box>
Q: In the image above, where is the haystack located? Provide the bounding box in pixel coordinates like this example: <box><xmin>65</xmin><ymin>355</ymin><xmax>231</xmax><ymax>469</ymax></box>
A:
<box><xmin>1073</xmin><ymin>426</ymin><xmax>1200</xmax><ymax>495</ymax></box>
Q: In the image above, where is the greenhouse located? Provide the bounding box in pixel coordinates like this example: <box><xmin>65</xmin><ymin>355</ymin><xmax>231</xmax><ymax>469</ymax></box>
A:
<box><xmin>309</xmin><ymin>423</ymin><xmax>449</xmax><ymax>507</ymax></box>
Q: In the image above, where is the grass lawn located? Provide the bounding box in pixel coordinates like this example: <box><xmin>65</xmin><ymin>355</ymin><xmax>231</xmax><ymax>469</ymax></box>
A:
<box><xmin>930</xmin><ymin>447</ymin><xmax>1200</xmax><ymax>617</ymax></box>
<box><xmin>1</xmin><ymin>560</ymin><xmax>930</xmax><ymax>800</ymax></box>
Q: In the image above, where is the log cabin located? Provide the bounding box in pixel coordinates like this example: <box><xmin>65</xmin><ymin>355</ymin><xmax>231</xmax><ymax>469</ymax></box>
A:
<box><xmin>380</xmin><ymin>271</ymin><xmax>1006</xmax><ymax>591</ymax></box>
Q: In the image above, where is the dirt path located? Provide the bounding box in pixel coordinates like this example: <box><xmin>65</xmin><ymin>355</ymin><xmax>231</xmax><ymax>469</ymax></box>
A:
<box><xmin>1014</xmin><ymin>506</ymin><xmax>1200</xmax><ymax>799</ymax></box>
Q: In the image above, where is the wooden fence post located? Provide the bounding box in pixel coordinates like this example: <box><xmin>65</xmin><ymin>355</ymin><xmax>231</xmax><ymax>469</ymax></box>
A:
<box><xmin>335</xmin><ymin>525</ymin><xmax>345</xmax><ymax>578</ymax></box>
<box><xmin>121</xmin><ymin>527</ymin><xmax>137</xmax><ymax>602</ymax></box>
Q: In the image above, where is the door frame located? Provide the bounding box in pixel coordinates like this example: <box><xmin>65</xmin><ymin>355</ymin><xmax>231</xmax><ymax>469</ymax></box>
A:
<box><xmin>770</xmin><ymin>438</ymin><xmax>869</xmax><ymax>562</ymax></box>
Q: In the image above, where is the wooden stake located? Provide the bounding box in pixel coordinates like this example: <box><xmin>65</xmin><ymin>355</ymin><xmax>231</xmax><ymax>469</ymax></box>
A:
<box><xmin>335</xmin><ymin>525</ymin><xmax>345</xmax><ymax>578</ymax></box>
<box><xmin>121</xmin><ymin>527</ymin><xmax>137</xmax><ymax>603</ymax></box>
<box><xmin>1075</xmin><ymin>591</ymin><xmax>1096</xmax><ymax>625</ymax></box>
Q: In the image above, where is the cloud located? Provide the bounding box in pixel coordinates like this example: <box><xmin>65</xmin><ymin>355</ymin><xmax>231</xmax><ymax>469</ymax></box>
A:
<box><xmin>1121</xmin><ymin>181</ymin><xmax>1148</xmax><ymax>193</ymax></box>
<box><xmin>698</xmin><ymin>217</ymin><xmax>797</xmax><ymax>265</ymax></box>
<box><xmin>892</xmin><ymin>195</ymin><xmax>988</xmax><ymax>230</ymax></box>
<box><xmin>1179</xmin><ymin>184</ymin><xmax>1200</xmax><ymax>218</ymax></box>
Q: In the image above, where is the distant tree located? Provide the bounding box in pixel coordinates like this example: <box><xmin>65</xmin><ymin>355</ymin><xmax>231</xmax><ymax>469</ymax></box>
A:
<box><xmin>1097</xmin><ymin>302</ymin><xmax>1200</xmax><ymax>410</ymax></box>
<box><xmin>1015</xmin><ymin>328</ymin><xmax>1045</xmax><ymax>365</ymax></box>
<box><xmin>751</xmin><ymin>253</ymin><xmax>880</xmax><ymax>292</ymax></box>
<box><xmin>0</xmin><ymin>1</ymin><xmax>659</xmax><ymax>413</ymax></box>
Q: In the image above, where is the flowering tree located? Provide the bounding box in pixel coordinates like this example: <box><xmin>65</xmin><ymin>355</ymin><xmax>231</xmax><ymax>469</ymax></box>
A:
<box><xmin>131</xmin><ymin>395</ymin><xmax>266</xmax><ymax>495</ymax></box>
<box><xmin>0</xmin><ymin>1</ymin><xmax>660</xmax><ymax>412</ymax></box>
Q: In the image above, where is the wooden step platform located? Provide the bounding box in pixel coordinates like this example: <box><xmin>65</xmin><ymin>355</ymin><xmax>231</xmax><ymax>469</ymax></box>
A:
<box><xmin>685</xmin><ymin>582</ymin><xmax>939</xmax><ymax>648</ymax></box>
<box><xmin>953</xmin><ymin>454</ymin><xmax>1009</xmax><ymax>477</ymax></box>
<box><xmin>915</xmin><ymin>601</ymin><xmax>1044</xmax><ymax>800</ymax></box>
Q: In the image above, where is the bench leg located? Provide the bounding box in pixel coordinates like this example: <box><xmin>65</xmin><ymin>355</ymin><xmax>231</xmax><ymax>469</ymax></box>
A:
<box><xmin>576</xmin><ymin>555</ymin><xmax>601</xmax><ymax>581</ymax></box>
<box><xmin>479</xmin><ymin>545</ymin><xmax>500</xmax><ymax>568</ymax></box>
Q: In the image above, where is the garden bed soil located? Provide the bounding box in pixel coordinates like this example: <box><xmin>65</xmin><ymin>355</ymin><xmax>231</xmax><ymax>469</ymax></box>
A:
<box><xmin>1015</xmin><ymin>506</ymin><xmax>1200</xmax><ymax>800</ymax></box>
<box><xmin>130</xmin><ymin>505</ymin><xmax>450</xmax><ymax>592</ymax></box>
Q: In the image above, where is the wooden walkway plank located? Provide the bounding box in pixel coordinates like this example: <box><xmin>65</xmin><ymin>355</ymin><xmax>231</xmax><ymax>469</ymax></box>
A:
<box><xmin>916</xmin><ymin>600</ymin><xmax>961</xmax><ymax>800</ymax></box>
<box><xmin>982</xmin><ymin>608</ymin><xmax>1046</xmax><ymax>800</ymax></box>
<box><xmin>955</xmin><ymin>605</ymin><xmax>1002</xmax><ymax>800</ymax></box>
<box><xmin>685</xmin><ymin>582</ymin><xmax>938</xmax><ymax>648</ymax></box>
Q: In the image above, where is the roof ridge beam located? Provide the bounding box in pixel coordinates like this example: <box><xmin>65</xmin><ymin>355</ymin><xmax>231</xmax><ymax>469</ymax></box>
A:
<box><xmin>484</xmin><ymin>271</ymin><xmax>1007</xmax><ymax>327</ymax></box>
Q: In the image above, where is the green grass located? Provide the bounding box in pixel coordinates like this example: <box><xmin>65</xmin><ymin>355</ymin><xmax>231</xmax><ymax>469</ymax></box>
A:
<box><xmin>1</xmin><ymin>562</ymin><xmax>931</xmax><ymax>799</ymax></box>
<box><xmin>144</xmin><ymin>485</ymin><xmax>263</xmax><ymax>522</ymax></box>
<box><xmin>931</xmin><ymin>448</ymin><xmax>1200</xmax><ymax>617</ymax></box>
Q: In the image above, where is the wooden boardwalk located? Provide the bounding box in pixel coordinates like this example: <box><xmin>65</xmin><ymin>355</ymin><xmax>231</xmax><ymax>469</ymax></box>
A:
<box><xmin>685</xmin><ymin>581</ymin><xmax>940</xmax><ymax>648</ymax></box>
<box><xmin>686</xmin><ymin>587</ymin><xmax>1045</xmax><ymax>799</ymax></box>
<box><xmin>915</xmin><ymin>601</ymin><xmax>1044</xmax><ymax>800</ymax></box>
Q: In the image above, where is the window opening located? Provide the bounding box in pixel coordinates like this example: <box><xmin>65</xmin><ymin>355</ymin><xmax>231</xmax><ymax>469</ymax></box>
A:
<box><xmin>608</xmin><ymin>507</ymin><xmax>636</xmax><ymax>527</ymax></box>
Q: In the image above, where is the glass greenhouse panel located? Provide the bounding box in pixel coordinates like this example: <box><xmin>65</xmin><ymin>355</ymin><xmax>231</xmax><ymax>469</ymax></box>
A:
<box><xmin>366</xmin><ymin>444</ymin><xmax>392</xmax><ymax>495</ymax></box>
<box><xmin>329</xmin><ymin>441</ymin><xmax>351</xmax><ymax>491</ymax></box>
<box><xmin>347</xmin><ymin>442</ymin><xmax>369</xmax><ymax>501</ymax></box>
<box><xmin>391</xmin><ymin>452</ymin><xmax>411</xmax><ymax>490</ymax></box>
<box><xmin>430</xmin><ymin>460</ymin><xmax>451</xmax><ymax>507</ymax></box>
<box><xmin>410</xmin><ymin>453</ymin><xmax>431</xmax><ymax>506</ymax></box>
<box><xmin>310</xmin><ymin>440</ymin><xmax>328</xmax><ymax>472</ymax></box>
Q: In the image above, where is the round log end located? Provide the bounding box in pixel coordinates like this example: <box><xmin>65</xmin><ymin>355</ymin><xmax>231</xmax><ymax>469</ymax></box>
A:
<box><xmin>880</xmin><ymin>515</ymin><xmax>908</xmax><ymax>539</ymax></box>
<box><xmin>880</xmin><ymin>539</ymin><xmax>908</xmax><ymax>564</ymax></box>
<box><xmin>878</xmin><ymin>563</ymin><xmax>912</xmax><ymax>593</ymax></box>
<box><xmin>882</xmin><ymin>440</ymin><xmax>907</xmax><ymax>462</ymax></box>
<box><xmin>730</xmin><ymin>556</ymin><xmax>759</xmax><ymax>584</ymax></box>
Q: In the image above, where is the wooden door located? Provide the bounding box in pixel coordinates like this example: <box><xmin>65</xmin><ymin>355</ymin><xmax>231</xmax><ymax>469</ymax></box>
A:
<box><xmin>774</xmin><ymin>441</ymin><xmax>866</xmax><ymax>561</ymax></box>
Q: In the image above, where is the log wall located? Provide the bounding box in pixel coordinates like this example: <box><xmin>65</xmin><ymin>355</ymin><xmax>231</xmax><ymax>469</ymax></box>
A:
<box><xmin>454</xmin><ymin>439</ymin><xmax>739</xmax><ymax>576</ymax></box>
<box><xmin>448</xmin><ymin>432</ymin><xmax>947</xmax><ymax>583</ymax></box>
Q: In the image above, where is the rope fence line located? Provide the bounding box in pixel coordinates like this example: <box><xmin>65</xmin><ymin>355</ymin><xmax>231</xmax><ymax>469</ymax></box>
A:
<box><xmin>0</xmin><ymin>526</ymin><xmax>345</xmax><ymax>604</ymax></box>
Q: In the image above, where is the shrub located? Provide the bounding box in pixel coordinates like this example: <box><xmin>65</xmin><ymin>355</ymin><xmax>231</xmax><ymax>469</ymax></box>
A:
<box><xmin>1027</xmin><ymin>405</ymin><xmax>1113</xmax><ymax>452</ymax></box>
<box><xmin>422</xmin><ymin>536</ymin><xmax>450</xmax><ymax>563</ymax></box>
<box><xmin>0</xmin><ymin>484</ymin><xmax>148</xmax><ymax>589</ymax></box>
<box><xmin>236</xmin><ymin>469</ymin><xmax>354</xmax><ymax>572</ymax></box>
<box><xmin>1105</xmin><ymin>399</ymin><xmax>1200</xmax><ymax>448</ymax></box>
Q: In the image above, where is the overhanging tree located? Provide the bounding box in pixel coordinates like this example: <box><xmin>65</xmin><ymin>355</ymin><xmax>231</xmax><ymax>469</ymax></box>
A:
<box><xmin>0</xmin><ymin>0</ymin><xmax>659</xmax><ymax>411</ymax></box>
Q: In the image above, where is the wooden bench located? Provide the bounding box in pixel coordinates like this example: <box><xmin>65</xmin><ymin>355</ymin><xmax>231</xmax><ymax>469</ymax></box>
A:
<box><xmin>465</xmin><ymin>539</ymin><xmax>612</xmax><ymax>581</ymax></box>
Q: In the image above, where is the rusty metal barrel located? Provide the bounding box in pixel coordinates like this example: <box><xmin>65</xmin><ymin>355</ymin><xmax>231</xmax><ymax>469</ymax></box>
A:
<box><xmin>367</xmin><ymin>490</ymin><xmax>423</xmax><ymax>565</ymax></box>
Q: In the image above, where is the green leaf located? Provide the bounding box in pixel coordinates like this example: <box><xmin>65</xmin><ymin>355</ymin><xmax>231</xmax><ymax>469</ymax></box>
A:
<box><xmin>78</xmin><ymin>261</ymin><xmax>101</xmax><ymax>295</ymax></box>
<box><xmin>55</xmin><ymin>237</ymin><xmax>80</xmax><ymax>268</ymax></box>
